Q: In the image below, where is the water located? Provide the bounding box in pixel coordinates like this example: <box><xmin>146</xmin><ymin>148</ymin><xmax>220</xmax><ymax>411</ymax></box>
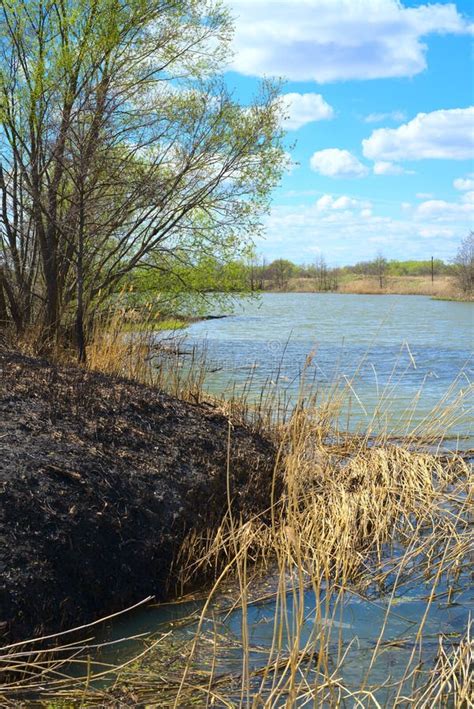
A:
<box><xmin>180</xmin><ymin>293</ymin><xmax>473</xmax><ymax>445</ymax></box>
<box><xmin>94</xmin><ymin>295</ymin><xmax>473</xmax><ymax>703</ymax></box>
<box><xmin>95</xmin><ymin>544</ymin><xmax>472</xmax><ymax>704</ymax></box>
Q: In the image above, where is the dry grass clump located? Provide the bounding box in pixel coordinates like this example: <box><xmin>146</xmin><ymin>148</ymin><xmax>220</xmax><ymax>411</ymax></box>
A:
<box><xmin>86</xmin><ymin>307</ymin><xmax>211</xmax><ymax>404</ymax></box>
<box><xmin>160</xmin><ymin>399</ymin><xmax>471</xmax><ymax>706</ymax></box>
<box><xmin>413</xmin><ymin>621</ymin><xmax>473</xmax><ymax>706</ymax></box>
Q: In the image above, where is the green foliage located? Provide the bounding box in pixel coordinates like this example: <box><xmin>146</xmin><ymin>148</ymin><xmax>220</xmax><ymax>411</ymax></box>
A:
<box><xmin>0</xmin><ymin>0</ymin><xmax>286</xmax><ymax>353</ymax></box>
<box><xmin>127</xmin><ymin>250</ymin><xmax>255</xmax><ymax>316</ymax></box>
<box><xmin>386</xmin><ymin>260</ymin><xmax>451</xmax><ymax>276</ymax></box>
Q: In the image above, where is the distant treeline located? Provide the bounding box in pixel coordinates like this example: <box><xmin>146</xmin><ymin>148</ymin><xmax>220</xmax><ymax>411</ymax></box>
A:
<box><xmin>130</xmin><ymin>255</ymin><xmax>453</xmax><ymax>296</ymax></box>
<box><xmin>129</xmin><ymin>234</ymin><xmax>473</xmax><ymax>301</ymax></box>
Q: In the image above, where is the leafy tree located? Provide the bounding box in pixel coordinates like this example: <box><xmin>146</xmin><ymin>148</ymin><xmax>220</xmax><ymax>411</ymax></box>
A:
<box><xmin>0</xmin><ymin>0</ymin><xmax>285</xmax><ymax>358</ymax></box>
<box><xmin>266</xmin><ymin>259</ymin><xmax>296</xmax><ymax>290</ymax></box>
<box><xmin>129</xmin><ymin>248</ymin><xmax>255</xmax><ymax>316</ymax></box>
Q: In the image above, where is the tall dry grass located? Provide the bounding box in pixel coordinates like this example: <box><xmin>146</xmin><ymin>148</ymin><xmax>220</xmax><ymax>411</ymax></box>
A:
<box><xmin>274</xmin><ymin>275</ymin><xmax>464</xmax><ymax>298</ymax></box>
<box><xmin>337</xmin><ymin>275</ymin><xmax>459</xmax><ymax>297</ymax></box>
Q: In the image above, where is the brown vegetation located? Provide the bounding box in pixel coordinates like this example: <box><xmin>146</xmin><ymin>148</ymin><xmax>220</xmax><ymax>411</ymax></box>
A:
<box><xmin>337</xmin><ymin>274</ymin><xmax>459</xmax><ymax>297</ymax></box>
<box><xmin>272</xmin><ymin>274</ymin><xmax>465</xmax><ymax>298</ymax></box>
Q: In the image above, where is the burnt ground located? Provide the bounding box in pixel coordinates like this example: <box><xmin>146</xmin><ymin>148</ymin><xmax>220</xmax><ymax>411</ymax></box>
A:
<box><xmin>0</xmin><ymin>350</ymin><xmax>278</xmax><ymax>642</ymax></box>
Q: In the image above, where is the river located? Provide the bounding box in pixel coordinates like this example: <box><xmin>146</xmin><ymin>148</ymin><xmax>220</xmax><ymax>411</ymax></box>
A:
<box><xmin>182</xmin><ymin>293</ymin><xmax>473</xmax><ymax>445</ymax></box>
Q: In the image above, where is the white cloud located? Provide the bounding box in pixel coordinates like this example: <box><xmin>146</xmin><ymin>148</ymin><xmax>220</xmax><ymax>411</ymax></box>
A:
<box><xmin>315</xmin><ymin>194</ymin><xmax>370</xmax><ymax>212</ymax></box>
<box><xmin>310</xmin><ymin>149</ymin><xmax>368</xmax><ymax>178</ymax></box>
<box><xmin>418</xmin><ymin>226</ymin><xmax>455</xmax><ymax>239</ymax></box>
<box><xmin>231</xmin><ymin>0</ymin><xmax>473</xmax><ymax>82</ymax></box>
<box><xmin>332</xmin><ymin>196</ymin><xmax>360</xmax><ymax>210</ymax></box>
<box><xmin>461</xmin><ymin>190</ymin><xmax>474</xmax><ymax>205</ymax></box>
<box><xmin>363</xmin><ymin>107</ymin><xmax>474</xmax><ymax>162</ymax></box>
<box><xmin>416</xmin><ymin>192</ymin><xmax>434</xmax><ymax>199</ymax></box>
<box><xmin>283</xmin><ymin>151</ymin><xmax>298</xmax><ymax>174</ymax></box>
<box><xmin>315</xmin><ymin>194</ymin><xmax>334</xmax><ymax>211</ymax></box>
<box><xmin>364</xmin><ymin>111</ymin><xmax>407</xmax><ymax>123</ymax></box>
<box><xmin>373</xmin><ymin>161</ymin><xmax>410</xmax><ymax>175</ymax></box>
<box><xmin>454</xmin><ymin>174</ymin><xmax>474</xmax><ymax>191</ymax></box>
<box><xmin>415</xmin><ymin>195</ymin><xmax>474</xmax><ymax>219</ymax></box>
<box><xmin>364</xmin><ymin>111</ymin><xmax>406</xmax><ymax>124</ymax></box>
<box><xmin>282</xmin><ymin>93</ymin><xmax>334</xmax><ymax>130</ymax></box>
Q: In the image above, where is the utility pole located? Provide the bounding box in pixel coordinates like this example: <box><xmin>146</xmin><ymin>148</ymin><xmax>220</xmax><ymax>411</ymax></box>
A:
<box><xmin>431</xmin><ymin>256</ymin><xmax>434</xmax><ymax>283</ymax></box>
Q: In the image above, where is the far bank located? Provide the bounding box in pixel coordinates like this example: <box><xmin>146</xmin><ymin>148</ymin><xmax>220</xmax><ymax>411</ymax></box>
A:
<box><xmin>260</xmin><ymin>274</ymin><xmax>471</xmax><ymax>299</ymax></box>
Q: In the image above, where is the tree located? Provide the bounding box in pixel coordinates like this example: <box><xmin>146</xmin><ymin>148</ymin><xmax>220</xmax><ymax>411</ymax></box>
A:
<box><xmin>266</xmin><ymin>259</ymin><xmax>295</xmax><ymax>290</ymax></box>
<box><xmin>373</xmin><ymin>252</ymin><xmax>388</xmax><ymax>289</ymax></box>
<box><xmin>0</xmin><ymin>0</ymin><xmax>285</xmax><ymax>358</ymax></box>
<box><xmin>453</xmin><ymin>232</ymin><xmax>474</xmax><ymax>296</ymax></box>
<box><xmin>314</xmin><ymin>254</ymin><xmax>328</xmax><ymax>291</ymax></box>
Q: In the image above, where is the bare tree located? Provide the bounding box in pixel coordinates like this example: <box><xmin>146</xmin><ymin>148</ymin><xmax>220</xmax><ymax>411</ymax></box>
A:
<box><xmin>373</xmin><ymin>252</ymin><xmax>388</xmax><ymax>289</ymax></box>
<box><xmin>314</xmin><ymin>254</ymin><xmax>328</xmax><ymax>291</ymax></box>
<box><xmin>453</xmin><ymin>232</ymin><xmax>474</xmax><ymax>296</ymax></box>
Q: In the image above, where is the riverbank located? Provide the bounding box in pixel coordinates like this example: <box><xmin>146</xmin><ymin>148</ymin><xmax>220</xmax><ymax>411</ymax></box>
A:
<box><xmin>264</xmin><ymin>274</ymin><xmax>471</xmax><ymax>299</ymax></box>
<box><xmin>121</xmin><ymin>314</ymin><xmax>230</xmax><ymax>333</ymax></box>
<box><xmin>0</xmin><ymin>350</ymin><xmax>277</xmax><ymax>642</ymax></box>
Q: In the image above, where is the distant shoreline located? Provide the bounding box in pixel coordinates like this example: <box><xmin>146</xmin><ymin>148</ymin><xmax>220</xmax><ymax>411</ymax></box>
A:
<box><xmin>257</xmin><ymin>275</ymin><xmax>472</xmax><ymax>301</ymax></box>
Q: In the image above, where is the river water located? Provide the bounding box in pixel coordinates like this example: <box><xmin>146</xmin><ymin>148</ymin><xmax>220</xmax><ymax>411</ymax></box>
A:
<box><xmin>99</xmin><ymin>294</ymin><xmax>473</xmax><ymax>704</ymax></box>
<box><xmin>182</xmin><ymin>293</ymin><xmax>473</xmax><ymax>445</ymax></box>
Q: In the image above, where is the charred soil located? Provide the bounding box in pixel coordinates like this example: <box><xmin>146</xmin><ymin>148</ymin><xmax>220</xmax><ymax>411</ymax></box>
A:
<box><xmin>0</xmin><ymin>351</ymin><xmax>277</xmax><ymax>642</ymax></box>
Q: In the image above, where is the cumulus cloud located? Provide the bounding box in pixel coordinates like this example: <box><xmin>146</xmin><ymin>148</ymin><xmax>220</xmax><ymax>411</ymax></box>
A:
<box><xmin>364</xmin><ymin>111</ymin><xmax>407</xmax><ymax>124</ymax></box>
<box><xmin>282</xmin><ymin>93</ymin><xmax>334</xmax><ymax>130</ymax></box>
<box><xmin>415</xmin><ymin>195</ymin><xmax>474</xmax><ymax>219</ymax></box>
<box><xmin>362</xmin><ymin>107</ymin><xmax>474</xmax><ymax>162</ymax></box>
<box><xmin>231</xmin><ymin>0</ymin><xmax>473</xmax><ymax>82</ymax></box>
<box><xmin>373</xmin><ymin>161</ymin><xmax>411</xmax><ymax>175</ymax></box>
<box><xmin>310</xmin><ymin>149</ymin><xmax>369</xmax><ymax>178</ymax></box>
<box><xmin>315</xmin><ymin>194</ymin><xmax>370</xmax><ymax>212</ymax></box>
<box><xmin>454</xmin><ymin>174</ymin><xmax>474</xmax><ymax>191</ymax></box>
<box><xmin>261</xmin><ymin>200</ymin><xmax>465</xmax><ymax>263</ymax></box>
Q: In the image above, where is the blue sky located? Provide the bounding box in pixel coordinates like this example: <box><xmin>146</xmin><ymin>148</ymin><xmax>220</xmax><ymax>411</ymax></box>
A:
<box><xmin>226</xmin><ymin>0</ymin><xmax>474</xmax><ymax>265</ymax></box>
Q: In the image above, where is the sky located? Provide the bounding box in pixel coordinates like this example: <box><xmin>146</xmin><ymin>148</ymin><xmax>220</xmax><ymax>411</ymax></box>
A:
<box><xmin>225</xmin><ymin>0</ymin><xmax>474</xmax><ymax>266</ymax></box>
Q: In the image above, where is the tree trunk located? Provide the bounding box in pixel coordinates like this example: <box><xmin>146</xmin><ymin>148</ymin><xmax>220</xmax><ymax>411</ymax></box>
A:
<box><xmin>75</xmin><ymin>190</ymin><xmax>86</xmax><ymax>364</ymax></box>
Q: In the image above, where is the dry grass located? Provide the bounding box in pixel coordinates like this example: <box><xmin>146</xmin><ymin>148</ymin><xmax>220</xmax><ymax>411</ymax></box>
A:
<box><xmin>276</xmin><ymin>275</ymin><xmax>466</xmax><ymax>299</ymax></box>
<box><xmin>338</xmin><ymin>275</ymin><xmax>460</xmax><ymax>298</ymax></box>
<box><xmin>1</xmin><ymin>314</ymin><xmax>472</xmax><ymax>707</ymax></box>
<box><xmin>86</xmin><ymin>307</ymin><xmax>211</xmax><ymax>403</ymax></box>
<box><xmin>167</xmin><ymin>407</ymin><xmax>473</xmax><ymax>707</ymax></box>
